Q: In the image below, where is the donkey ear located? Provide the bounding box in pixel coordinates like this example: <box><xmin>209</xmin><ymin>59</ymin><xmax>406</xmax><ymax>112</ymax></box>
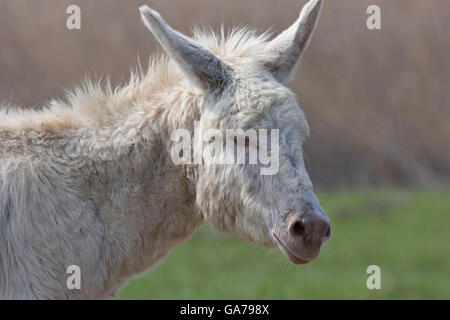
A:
<box><xmin>265</xmin><ymin>0</ymin><xmax>322</xmax><ymax>84</ymax></box>
<box><xmin>139</xmin><ymin>5</ymin><xmax>232</xmax><ymax>95</ymax></box>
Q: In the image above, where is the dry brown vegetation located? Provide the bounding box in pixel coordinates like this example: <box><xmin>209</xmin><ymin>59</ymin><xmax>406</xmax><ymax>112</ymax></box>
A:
<box><xmin>0</xmin><ymin>0</ymin><xmax>448</xmax><ymax>188</ymax></box>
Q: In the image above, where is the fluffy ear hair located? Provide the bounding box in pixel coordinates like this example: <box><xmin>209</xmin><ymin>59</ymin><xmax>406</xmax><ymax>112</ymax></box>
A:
<box><xmin>139</xmin><ymin>5</ymin><xmax>232</xmax><ymax>95</ymax></box>
<box><xmin>265</xmin><ymin>0</ymin><xmax>323</xmax><ymax>84</ymax></box>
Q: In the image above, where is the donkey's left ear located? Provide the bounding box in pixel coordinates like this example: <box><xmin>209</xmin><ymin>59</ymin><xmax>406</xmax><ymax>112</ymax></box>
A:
<box><xmin>265</xmin><ymin>0</ymin><xmax>323</xmax><ymax>84</ymax></box>
<box><xmin>139</xmin><ymin>5</ymin><xmax>232</xmax><ymax>95</ymax></box>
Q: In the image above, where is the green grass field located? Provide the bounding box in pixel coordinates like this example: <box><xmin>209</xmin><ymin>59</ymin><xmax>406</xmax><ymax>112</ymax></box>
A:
<box><xmin>117</xmin><ymin>188</ymin><xmax>450</xmax><ymax>299</ymax></box>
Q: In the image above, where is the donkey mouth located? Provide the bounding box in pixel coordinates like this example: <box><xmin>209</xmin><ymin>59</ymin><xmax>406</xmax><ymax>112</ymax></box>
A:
<box><xmin>272</xmin><ymin>232</ymin><xmax>310</xmax><ymax>265</ymax></box>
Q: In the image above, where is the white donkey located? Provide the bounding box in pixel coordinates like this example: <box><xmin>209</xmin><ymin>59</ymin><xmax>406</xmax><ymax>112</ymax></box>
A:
<box><xmin>0</xmin><ymin>0</ymin><xmax>330</xmax><ymax>299</ymax></box>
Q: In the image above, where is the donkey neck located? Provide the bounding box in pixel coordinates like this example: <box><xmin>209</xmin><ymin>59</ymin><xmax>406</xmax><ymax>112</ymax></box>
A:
<box><xmin>84</xmin><ymin>84</ymin><xmax>207</xmax><ymax>287</ymax></box>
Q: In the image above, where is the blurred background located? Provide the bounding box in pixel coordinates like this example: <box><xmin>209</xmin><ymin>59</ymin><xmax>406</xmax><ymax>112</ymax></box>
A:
<box><xmin>0</xmin><ymin>0</ymin><xmax>449</xmax><ymax>299</ymax></box>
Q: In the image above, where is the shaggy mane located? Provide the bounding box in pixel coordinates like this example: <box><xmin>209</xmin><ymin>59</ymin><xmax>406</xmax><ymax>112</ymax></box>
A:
<box><xmin>0</xmin><ymin>27</ymin><xmax>272</xmax><ymax>132</ymax></box>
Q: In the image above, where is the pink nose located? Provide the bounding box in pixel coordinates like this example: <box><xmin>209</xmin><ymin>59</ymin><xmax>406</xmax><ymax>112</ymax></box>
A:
<box><xmin>288</xmin><ymin>214</ymin><xmax>331</xmax><ymax>244</ymax></box>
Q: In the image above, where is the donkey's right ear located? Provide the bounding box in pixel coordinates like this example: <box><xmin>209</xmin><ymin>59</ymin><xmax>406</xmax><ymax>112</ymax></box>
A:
<box><xmin>139</xmin><ymin>5</ymin><xmax>232</xmax><ymax>96</ymax></box>
<box><xmin>264</xmin><ymin>0</ymin><xmax>322</xmax><ymax>84</ymax></box>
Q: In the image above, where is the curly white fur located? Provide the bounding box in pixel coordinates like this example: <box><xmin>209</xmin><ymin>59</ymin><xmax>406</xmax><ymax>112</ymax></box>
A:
<box><xmin>0</xmin><ymin>0</ymin><xmax>325</xmax><ymax>299</ymax></box>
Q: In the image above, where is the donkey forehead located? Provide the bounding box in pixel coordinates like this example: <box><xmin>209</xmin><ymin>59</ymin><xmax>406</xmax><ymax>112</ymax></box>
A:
<box><xmin>224</xmin><ymin>78</ymin><xmax>309</xmax><ymax>137</ymax></box>
<box><xmin>232</xmin><ymin>70</ymin><xmax>294</xmax><ymax>109</ymax></box>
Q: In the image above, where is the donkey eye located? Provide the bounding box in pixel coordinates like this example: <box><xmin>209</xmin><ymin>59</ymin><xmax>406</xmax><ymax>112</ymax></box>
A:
<box><xmin>234</xmin><ymin>136</ymin><xmax>257</xmax><ymax>149</ymax></box>
<box><xmin>233</xmin><ymin>136</ymin><xmax>247</xmax><ymax>146</ymax></box>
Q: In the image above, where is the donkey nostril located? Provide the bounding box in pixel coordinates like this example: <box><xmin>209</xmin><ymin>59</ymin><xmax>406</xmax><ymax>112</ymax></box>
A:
<box><xmin>325</xmin><ymin>225</ymin><xmax>331</xmax><ymax>239</ymax></box>
<box><xmin>292</xmin><ymin>221</ymin><xmax>305</xmax><ymax>237</ymax></box>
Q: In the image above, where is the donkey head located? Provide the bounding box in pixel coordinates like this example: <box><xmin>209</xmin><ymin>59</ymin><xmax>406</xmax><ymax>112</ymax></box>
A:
<box><xmin>140</xmin><ymin>0</ymin><xmax>330</xmax><ymax>264</ymax></box>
